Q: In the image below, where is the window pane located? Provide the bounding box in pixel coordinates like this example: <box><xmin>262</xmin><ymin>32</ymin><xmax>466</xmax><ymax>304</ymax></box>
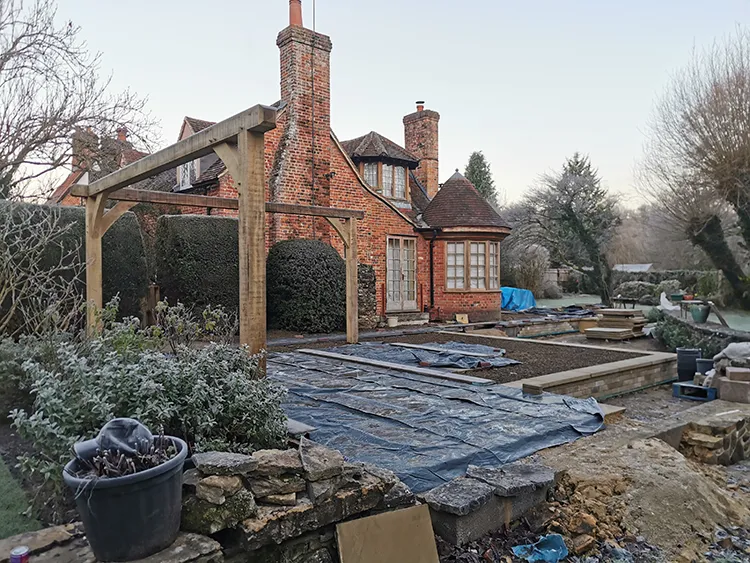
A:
<box><xmin>364</xmin><ymin>162</ymin><xmax>378</xmax><ymax>187</ymax></box>
<box><xmin>489</xmin><ymin>243</ymin><xmax>499</xmax><ymax>289</ymax></box>
<box><xmin>394</xmin><ymin>167</ymin><xmax>406</xmax><ymax>198</ymax></box>
<box><xmin>470</xmin><ymin>242</ymin><xmax>486</xmax><ymax>289</ymax></box>
<box><xmin>382</xmin><ymin>164</ymin><xmax>393</xmax><ymax>197</ymax></box>
<box><xmin>446</xmin><ymin>242</ymin><xmax>465</xmax><ymax>289</ymax></box>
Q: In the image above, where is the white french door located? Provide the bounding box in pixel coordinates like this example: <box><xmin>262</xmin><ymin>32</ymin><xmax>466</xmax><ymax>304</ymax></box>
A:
<box><xmin>386</xmin><ymin>237</ymin><xmax>417</xmax><ymax>312</ymax></box>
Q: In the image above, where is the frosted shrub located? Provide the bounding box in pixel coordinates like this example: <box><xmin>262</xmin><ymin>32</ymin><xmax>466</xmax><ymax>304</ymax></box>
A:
<box><xmin>5</xmin><ymin>301</ymin><xmax>286</xmax><ymax>520</ymax></box>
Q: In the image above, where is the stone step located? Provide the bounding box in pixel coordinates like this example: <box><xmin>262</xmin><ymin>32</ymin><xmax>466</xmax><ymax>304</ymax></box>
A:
<box><xmin>719</xmin><ymin>378</ymin><xmax>750</xmax><ymax>404</ymax></box>
<box><xmin>386</xmin><ymin>312</ymin><xmax>429</xmax><ymax>327</ymax></box>
<box><xmin>728</xmin><ymin>367</ymin><xmax>750</xmax><ymax>382</ymax></box>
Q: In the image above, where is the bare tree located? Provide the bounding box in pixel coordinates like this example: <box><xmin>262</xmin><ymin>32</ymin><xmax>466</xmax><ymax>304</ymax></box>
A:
<box><xmin>0</xmin><ymin>0</ymin><xmax>158</xmax><ymax>200</ymax></box>
<box><xmin>639</xmin><ymin>28</ymin><xmax>750</xmax><ymax>307</ymax></box>
<box><xmin>0</xmin><ymin>201</ymin><xmax>83</xmax><ymax>335</ymax></box>
<box><xmin>515</xmin><ymin>153</ymin><xmax>620</xmax><ymax>305</ymax></box>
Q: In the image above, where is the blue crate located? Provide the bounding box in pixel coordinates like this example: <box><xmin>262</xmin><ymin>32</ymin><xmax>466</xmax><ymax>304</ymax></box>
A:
<box><xmin>672</xmin><ymin>382</ymin><xmax>717</xmax><ymax>402</ymax></box>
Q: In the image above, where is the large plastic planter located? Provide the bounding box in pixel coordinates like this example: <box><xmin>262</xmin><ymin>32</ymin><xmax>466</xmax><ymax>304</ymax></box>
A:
<box><xmin>63</xmin><ymin>436</ymin><xmax>188</xmax><ymax>562</ymax></box>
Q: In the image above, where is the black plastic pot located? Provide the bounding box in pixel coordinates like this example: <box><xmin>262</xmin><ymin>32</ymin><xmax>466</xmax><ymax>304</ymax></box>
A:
<box><xmin>696</xmin><ymin>358</ymin><xmax>714</xmax><ymax>375</ymax></box>
<box><xmin>676</xmin><ymin>347</ymin><xmax>702</xmax><ymax>382</ymax></box>
<box><xmin>63</xmin><ymin>436</ymin><xmax>187</xmax><ymax>562</ymax></box>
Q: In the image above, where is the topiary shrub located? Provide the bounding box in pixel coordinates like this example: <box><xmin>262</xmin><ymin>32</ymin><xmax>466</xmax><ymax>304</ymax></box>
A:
<box><xmin>267</xmin><ymin>239</ymin><xmax>346</xmax><ymax>333</ymax></box>
<box><xmin>155</xmin><ymin>215</ymin><xmax>239</xmax><ymax>313</ymax></box>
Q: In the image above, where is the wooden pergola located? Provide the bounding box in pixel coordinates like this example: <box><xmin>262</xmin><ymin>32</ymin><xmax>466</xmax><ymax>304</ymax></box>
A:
<box><xmin>71</xmin><ymin>104</ymin><xmax>364</xmax><ymax>363</ymax></box>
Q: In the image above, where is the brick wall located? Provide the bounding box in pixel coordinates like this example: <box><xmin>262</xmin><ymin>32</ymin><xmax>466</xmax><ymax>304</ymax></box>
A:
<box><xmin>403</xmin><ymin>108</ymin><xmax>440</xmax><ymax>198</ymax></box>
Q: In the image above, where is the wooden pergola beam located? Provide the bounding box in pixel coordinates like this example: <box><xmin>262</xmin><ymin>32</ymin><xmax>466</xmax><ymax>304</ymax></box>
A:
<box><xmin>70</xmin><ymin>186</ymin><xmax>365</xmax><ymax>219</ymax></box>
<box><xmin>75</xmin><ymin>105</ymin><xmax>276</xmax><ymax>197</ymax></box>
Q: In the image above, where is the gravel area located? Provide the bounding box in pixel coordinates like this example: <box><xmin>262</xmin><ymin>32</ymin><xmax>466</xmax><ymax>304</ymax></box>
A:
<box><xmin>270</xmin><ymin>332</ymin><xmax>646</xmax><ymax>384</ymax></box>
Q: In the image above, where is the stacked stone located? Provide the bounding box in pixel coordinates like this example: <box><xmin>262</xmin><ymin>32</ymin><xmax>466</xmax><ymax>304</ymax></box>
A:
<box><xmin>679</xmin><ymin>415</ymin><xmax>750</xmax><ymax>465</ymax></box>
<box><xmin>181</xmin><ymin>438</ymin><xmax>414</xmax><ymax>561</ymax></box>
<box><xmin>420</xmin><ymin>461</ymin><xmax>556</xmax><ymax>546</ymax></box>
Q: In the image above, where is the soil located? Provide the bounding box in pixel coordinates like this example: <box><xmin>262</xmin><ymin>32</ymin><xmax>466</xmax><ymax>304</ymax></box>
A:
<box><xmin>270</xmin><ymin>332</ymin><xmax>646</xmax><ymax>384</ymax></box>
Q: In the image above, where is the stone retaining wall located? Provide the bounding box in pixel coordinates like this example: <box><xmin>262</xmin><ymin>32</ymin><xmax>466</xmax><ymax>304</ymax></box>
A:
<box><xmin>679</xmin><ymin>414</ymin><xmax>750</xmax><ymax>465</ymax></box>
<box><xmin>0</xmin><ymin>439</ymin><xmax>415</xmax><ymax>563</ymax></box>
<box><xmin>515</xmin><ymin>353</ymin><xmax>677</xmax><ymax>399</ymax></box>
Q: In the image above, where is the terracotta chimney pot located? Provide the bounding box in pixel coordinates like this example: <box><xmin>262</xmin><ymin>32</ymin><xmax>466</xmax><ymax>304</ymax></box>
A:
<box><xmin>116</xmin><ymin>127</ymin><xmax>128</xmax><ymax>142</ymax></box>
<box><xmin>416</xmin><ymin>100</ymin><xmax>425</xmax><ymax>112</ymax></box>
<box><xmin>290</xmin><ymin>0</ymin><xmax>303</xmax><ymax>27</ymax></box>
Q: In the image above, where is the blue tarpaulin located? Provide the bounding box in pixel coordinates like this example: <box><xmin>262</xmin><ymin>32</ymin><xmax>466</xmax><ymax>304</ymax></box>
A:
<box><xmin>501</xmin><ymin>286</ymin><xmax>537</xmax><ymax>311</ymax></box>
<box><xmin>269</xmin><ymin>350</ymin><xmax>604</xmax><ymax>493</ymax></box>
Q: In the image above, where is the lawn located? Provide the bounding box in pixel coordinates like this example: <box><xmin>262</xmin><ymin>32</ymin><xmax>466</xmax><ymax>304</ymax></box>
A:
<box><xmin>0</xmin><ymin>455</ymin><xmax>39</xmax><ymax>539</ymax></box>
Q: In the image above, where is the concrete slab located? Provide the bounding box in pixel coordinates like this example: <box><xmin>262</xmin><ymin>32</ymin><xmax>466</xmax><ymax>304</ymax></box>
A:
<box><xmin>599</xmin><ymin>403</ymin><xmax>627</xmax><ymax>422</ymax></box>
<box><xmin>718</xmin><ymin>378</ymin><xmax>750</xmax><ymax>404</ymax></box>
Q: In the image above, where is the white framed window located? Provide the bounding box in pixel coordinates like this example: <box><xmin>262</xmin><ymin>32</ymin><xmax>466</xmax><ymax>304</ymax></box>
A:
<box><xmin>382</xmin><ymin>163</ymin><xmax>393</xmax><ymax>197</ymax></box>
<box><xmin>489</xmin><ymin>242</ymin><xmax>500</xmax><ymax>289</ymax></box>
<box><xmin>470</xmin><ymin>242</ymin><xmax>486</xmax><ymax>289</ymax></box>
<box><xmin>394</xmin><ymin>166</ymin><xmax>406</xmax><ymax>199</ymax></box>
<box><xmin>364</xmin><ymin>162</ymin><xmax>378</xmax><ymax>187</ymax></box>
<box><xmin>179</xmin><ymin>160</ymin><xmax>194</xmax><ymax>190</ymax></box>
<box><xmin>446</xmin><ymin>242</ymin><xmax>465</xmax><ymax>289</ymax></box>
<box><xmin>446</xmin><ymin>241</ymin><xmax>501</xmax><ymax>291</ymax></box>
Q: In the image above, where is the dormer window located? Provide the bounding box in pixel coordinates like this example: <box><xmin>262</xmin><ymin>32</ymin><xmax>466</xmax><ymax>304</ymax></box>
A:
<box><xmin>179</xmin><ymin>160</ymin><xmax>195</xmax><ymax>190</ymax></box>
<box><xmin>342</xmin><ymin>131</ymin><xmax>419</xmax><ymax>201</ymax></box>
<box><xmin>364</xmin><ymin>162</ymin><xmax>378</xmax><ymax>187</ymax></box>
<box><xmin>382</xmin><ymin>164</ymin><xmax>393</xmax><ymax>196</ymax></box>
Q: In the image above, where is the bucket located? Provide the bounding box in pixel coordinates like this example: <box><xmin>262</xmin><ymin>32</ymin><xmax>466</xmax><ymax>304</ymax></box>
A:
<box><xmin>63</xmin><ymin>436</ymin><xmax>187</xmax><ymax>561</ymax></box>
<box><xmin>696</xmin><ymin>358</ymin><xmax>714</xmax><ymax>375</ymax></box>
<box><xmin>387</xmin><ymin>316</ymin><xmax>398</xmax><ymax>328</ymax></box>
<box><xmin>676</xmin><ymin>348</ymin><xmax>702</xmax><ymax>382</ymax></box>
<box><xmin>690</xmin><ymin>304</ymin><xmax>710</xmax><ymax>324</ymax></box>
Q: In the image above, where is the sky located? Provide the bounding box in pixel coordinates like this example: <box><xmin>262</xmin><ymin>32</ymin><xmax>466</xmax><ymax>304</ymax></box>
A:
<box><xmin>56</xmin><ymin>0</ymin><xmax>750</xmax><ymax>205</ymax></box>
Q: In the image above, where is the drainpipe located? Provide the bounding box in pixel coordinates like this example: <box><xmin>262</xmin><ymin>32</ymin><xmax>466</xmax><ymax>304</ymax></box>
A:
<box><xmin>429</xmin><ymin>229</ymin><xmax>438</xmax><ymax>309</ymax></box>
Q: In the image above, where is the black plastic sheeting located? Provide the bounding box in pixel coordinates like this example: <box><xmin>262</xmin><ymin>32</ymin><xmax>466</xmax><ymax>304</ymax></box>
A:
<box><xmin>269</xmin><ymin>351</ymin><xmax>604</xmax><ymax>493</ymax></box>
<box><xmin>324</xmin><ymin>341</ymin><xmax>520</xmax><ymax>370</ymax></box>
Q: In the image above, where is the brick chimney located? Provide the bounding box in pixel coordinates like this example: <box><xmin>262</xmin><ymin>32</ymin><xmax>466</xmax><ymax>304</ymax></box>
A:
<box><xmin>404</xmin><ymin>101</ymin><xmax>440</xmax><ymax>198</ymax></box>
<box><xmin>274</xmin><ymin>0</ymin><xmax>333</xmax><ymax>239</ymax></box>
<box><xmin>71</xmin><ymin>127</ymin><xmax>98</xmax><ymax>172</ymax></box>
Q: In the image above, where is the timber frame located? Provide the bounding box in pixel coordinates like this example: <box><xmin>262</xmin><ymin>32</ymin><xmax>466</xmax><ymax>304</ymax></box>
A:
<box><xmin>71</xmin><ymin>104</ymin><xmax>364</xmax><ymax>369</ymax></box>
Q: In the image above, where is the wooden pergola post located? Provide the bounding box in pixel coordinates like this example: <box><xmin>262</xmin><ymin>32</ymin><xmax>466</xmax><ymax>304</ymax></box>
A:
<box><xmin>75</xmin><ymin>103</ymin><xmax>364</xmax><ymax>369</ymax></box>
<box><xmin>237</xmin><ymin>130</ymin><xmax>267</xmax><ymax>360</ymax></box>
<box><xmin>326</xmin><ymin>217</ymin><xmax>358</xmax><ymax>343</ymax></box>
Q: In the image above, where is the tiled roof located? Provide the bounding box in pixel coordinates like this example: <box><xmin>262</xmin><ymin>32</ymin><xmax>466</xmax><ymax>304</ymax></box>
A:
<box><xmin>408</xmin><ymin>172</ymin><xmax>431</xmax><ymax>217</ymax></box>
<box><xmin>340</xmin><ymin>131</ymin><xmax>419</xmax><ymax>167</ymax></box>
<box><xmin>193</xmin><ymin>158</ymin><xmax>226</xmax><ymax>185</ymax></box>
<box><xmin>422</xmin><ymin>171</ymin><xmax>510</xmax><ymax>229</ymax></box>
<box><xmin>48</xmin><ymin>169</ymin><xmax>85</xmax><ymax>203</ymax></box>
<box><xmin>184</xmin><ymin>117</ymin><xmax>215</xmax><ymax>133</ymax></box>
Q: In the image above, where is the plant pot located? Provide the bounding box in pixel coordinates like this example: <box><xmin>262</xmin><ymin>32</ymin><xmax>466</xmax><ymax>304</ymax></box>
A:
<box><xmin>63</xmin><ymin>436</ymin><xmax>188</xmax><ymax>562</ymax></box>
<box><xmin>671</xmin><ymin>294</ymin><xmax>684</xmax><ymax>302</ymax></box>
<box><xmin>676</xmin><ymin>347</ymin><xmax>702</xmax><ymax>382</ymax></box>
<box><xmin>690</xmin><ymin>304</ymin><xmax>710</xmax><ymax>324</ymax></box>
<box><xmin>387</xmin><ymin>316</ymin><xmax>399</xmax><ymax>328</ymax></box>
<box><xmin>696</xmin><ymin>358</ymin><xmax>714</xmax><ymax>375</ymax></box>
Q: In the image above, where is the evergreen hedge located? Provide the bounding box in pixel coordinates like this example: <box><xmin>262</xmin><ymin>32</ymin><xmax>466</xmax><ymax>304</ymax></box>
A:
<box><xmin>0</xmin><ymin>202</ymin><xmax>148</xmax><ymax>320</ymax></box>
<box><xmin>267</xmin><ymin>239</ymin><xmax>346</xmax><ymax>333</ymax></box>
<box><xmin>155</xmin><ymin>215</ymin><xmax>239</xmax><ymax>312</ymax></box>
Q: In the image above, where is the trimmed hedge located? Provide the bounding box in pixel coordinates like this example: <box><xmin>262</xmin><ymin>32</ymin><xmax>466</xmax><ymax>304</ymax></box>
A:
<box><xmin>0</xmin><ymin>202</ymin><xmax>148</xmax><ymax>320</ymax></box>
<box><xmin>267</xmin><ymin>239</ymin><xmax>346</xmax><ymax>333</ymax></box>
<box><xmin>653</xmin><ymin>309</ymin><xmax>750</xmax><ymax>357</ymax></box>
<box><xmin>155</xmin><ymin>215</ymin><xmax>239</xmax><ymax>313</ymax></box>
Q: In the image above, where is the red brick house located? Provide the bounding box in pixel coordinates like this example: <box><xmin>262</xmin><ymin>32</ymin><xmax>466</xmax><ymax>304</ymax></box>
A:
<box><xmin>51</xmin><ymin>0</ymin><xmax>510</xmax><ymax>323</ymax></box>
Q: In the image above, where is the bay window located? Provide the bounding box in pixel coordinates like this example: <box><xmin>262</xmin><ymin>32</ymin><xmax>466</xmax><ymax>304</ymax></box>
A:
<box><xmin>446</xmin><ymin>241</ymin><xmax>501</xmax><ymax>291</ymax></box>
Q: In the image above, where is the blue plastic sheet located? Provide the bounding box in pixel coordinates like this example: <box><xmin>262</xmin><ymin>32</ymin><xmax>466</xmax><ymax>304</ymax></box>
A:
<box><xmin>501</xmin><ymin>286</ymin><xmax>537</xmax><ymax>311</ymax></box>
<box><xmin>269</xmin><ymin>351</ymin><xmax>604</xmax><ymax>493</ymax></box>
<box><xmin>324</xmin><ymin>342</ymin><xmax>520</xmax><ymax>370</ymax></box>
<box><xmin>512</xmin><ymin>534</ymin><xmax>569</xmax><ymax>562</ymax></box>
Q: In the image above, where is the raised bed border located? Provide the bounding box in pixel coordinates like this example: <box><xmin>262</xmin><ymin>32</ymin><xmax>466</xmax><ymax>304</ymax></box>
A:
<box><xmin>443</xmin><ymin>331</ymin><xmax>677</xmax><ymax>400</ymax></box>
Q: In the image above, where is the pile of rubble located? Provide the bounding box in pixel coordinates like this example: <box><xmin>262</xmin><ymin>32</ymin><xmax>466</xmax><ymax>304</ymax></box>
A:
<box><xmin>181</xmin><ymin>437</ymin><xmax>414</xmax><ymax>561</ymax></box>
